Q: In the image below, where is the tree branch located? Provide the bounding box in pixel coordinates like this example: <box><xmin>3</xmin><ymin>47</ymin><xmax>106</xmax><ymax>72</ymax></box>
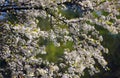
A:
<box><xmin>0</xmin><ymin>5</ymin><xmax>44</xmax><ymax>12</ymax></box>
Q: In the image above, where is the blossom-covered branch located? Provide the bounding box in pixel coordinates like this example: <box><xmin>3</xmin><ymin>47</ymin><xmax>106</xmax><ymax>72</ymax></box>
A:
<box><xmin>0</xmin><ymin>0</ymin><xmax>120</xmax><ymax>78</ymax></box>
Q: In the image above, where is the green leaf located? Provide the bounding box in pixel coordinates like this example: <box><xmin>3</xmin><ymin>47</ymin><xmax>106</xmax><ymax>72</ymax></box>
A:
<box><xmin>101</xmin><ymin>10</ymin><xmax>109</xmax><ymax>16</ymax></box>
<box><xmin>92</xmin><ymin>11</ymin><xmax>99</xmax><ymax>18</ymax></box>
<box><xmin>36</xmin><ymin>16</ymin><xmax>51</xmax><ymax>31</ymax></box>
<box><xmin>106</xmin><ymin>21</ymin><xmax>112</xmax><ymax>25</ymax></box>
<box><xmin>116</xmin><ymin>15</ymin><xmax>120</xmax><ymax>19</ymax></box>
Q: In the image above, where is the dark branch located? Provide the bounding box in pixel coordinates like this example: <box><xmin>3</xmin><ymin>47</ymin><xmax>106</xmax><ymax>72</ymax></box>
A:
<box><xmin>0</xmin><ymin>5</ymin><xmax>44</xmax><ymax>12</ymax></box>
<box><xmin>0</xmin><ymin>1</ymin><xmax>92</xmax><ymax>12</ymax></box>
